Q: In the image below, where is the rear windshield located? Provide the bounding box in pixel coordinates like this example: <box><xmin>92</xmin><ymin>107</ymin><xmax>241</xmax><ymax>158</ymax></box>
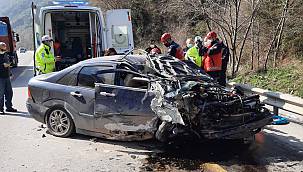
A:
<box><xmin>0</xmin><ymin>22</ymin><xmax>8</xmax><ymax>36</ymax></box>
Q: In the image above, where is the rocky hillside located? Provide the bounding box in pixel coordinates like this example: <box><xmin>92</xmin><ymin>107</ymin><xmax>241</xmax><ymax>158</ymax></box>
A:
<box><xmin>0</xmin><ymin>0</ymin><xmax>49</xmax><ymax>49</ymax></box>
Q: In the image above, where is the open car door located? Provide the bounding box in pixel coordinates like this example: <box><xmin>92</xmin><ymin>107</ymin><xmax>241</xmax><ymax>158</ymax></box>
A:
<box><xmin>106</xmin><ymin>9</ymin><xmax>134</xmax><ymax>54</ymax></box>
<box><xmin>31</xmin><ymin>2</ymin><xmax>42</xmax><ymax>75</ymax></box>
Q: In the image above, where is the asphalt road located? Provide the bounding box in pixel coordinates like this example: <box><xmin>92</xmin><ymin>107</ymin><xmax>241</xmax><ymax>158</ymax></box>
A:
<box><xmin>0</xmin><ymin>52</ymin><xmax>302</xmax><ymax>172</ymax></box>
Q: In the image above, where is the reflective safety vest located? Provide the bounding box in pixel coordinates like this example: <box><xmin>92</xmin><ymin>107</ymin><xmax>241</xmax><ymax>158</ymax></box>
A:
<box><xmin>35</xmin><ymin>43</ymin><xmax>55</xmax><ymax>74</ymax></box>
<box><xmin>185</xmin><ymin>46</ymin><xmax>202</xmax><ymax>67</ymax></box>
<box><xmin>203</xmin><ymin>49</ymin><xmax>222</xmax><ymax>72</ymax></box>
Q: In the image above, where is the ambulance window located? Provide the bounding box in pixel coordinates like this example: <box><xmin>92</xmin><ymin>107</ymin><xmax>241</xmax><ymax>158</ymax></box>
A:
<box><xmin>0</xmin><ymin>22</ymin><xmax>8</xmax><ymax>36</ymax></box>
<box><xmin>111</xmin><ymin>26</ymin><xmax>129</xmax><ymax>49</ymax></box>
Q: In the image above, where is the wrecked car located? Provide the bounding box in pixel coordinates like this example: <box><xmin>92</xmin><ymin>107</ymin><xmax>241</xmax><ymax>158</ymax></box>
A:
<box><xmin>26</xmin><ymin>54</ymin><xmax>272</xmax><ymax>144</ymax></box>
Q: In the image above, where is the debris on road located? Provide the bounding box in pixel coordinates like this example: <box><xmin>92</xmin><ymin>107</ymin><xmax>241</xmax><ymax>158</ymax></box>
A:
<box><xmin>90</xmin><ymin>138</ymin><xmax>97</xmax><ymax>143</ymax></box>
<box><xmin>272</xmin><ymin>115</ymin><xmax>289</xmax><ymax>125</ymax></box>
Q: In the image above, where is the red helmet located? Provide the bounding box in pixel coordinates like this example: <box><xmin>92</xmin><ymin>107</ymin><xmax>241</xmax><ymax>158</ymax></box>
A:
<box><xmin>160</xmin><ymin>33</ymin><xmax>171</xmax><ymax>42</ymax></box>
<box><xmin>206</xmin><ymin>31</ymin><xmax>217</xmax><ymax>39</ymax></box>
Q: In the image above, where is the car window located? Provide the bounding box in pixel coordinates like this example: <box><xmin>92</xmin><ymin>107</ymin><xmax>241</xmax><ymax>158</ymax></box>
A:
<box><xmin>57</xmin><ymin>68</ymin><xmax>78</xmax><ymax>86</ymax></box>
<box><xmin>78</xmin><ymin>66</ymin><xmax>114</xmax><ymax>88</ymax></box>
<box><xmin>116</xmin><ymin>71</ymin><xmax>149</xmax><ymax>89</ymax></box>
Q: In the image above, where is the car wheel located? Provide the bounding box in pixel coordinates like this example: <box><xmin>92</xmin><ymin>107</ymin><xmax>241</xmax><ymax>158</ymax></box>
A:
<box><xmin>46</xmin><ymin>108</ymin><xmax>75</xmax><ymax>137</ymax></box>
<box><xmin>155</xmin><ymin>122</ymin><xmax>174</xmax><ymax>143</ymax></box>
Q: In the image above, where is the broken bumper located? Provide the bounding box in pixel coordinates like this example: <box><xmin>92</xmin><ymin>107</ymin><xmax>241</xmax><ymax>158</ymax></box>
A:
<box><xmin>199</xmin><ymin>113</ymin><xmax>273</xmax><ymax>140</ymax></box>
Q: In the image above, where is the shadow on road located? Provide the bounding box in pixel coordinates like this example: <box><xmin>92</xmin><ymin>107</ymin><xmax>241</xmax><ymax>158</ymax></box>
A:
<box><xmin>2</xmin><ymin>111</ymin><xmax>31</xmax><ymax>118</ymax></box>
<box><xmin>140</xmin><ymin>132</ymin><xmax>303</xmax><ymax>171</ymax></box>
<box><xmin>59</xmin><ymin>130</ymin><xmax>303</xmax><ymax>171</ymax></box>
<box><xmin>69</xmin><ymin>134</ymin><xmax>160</xmax><ymax>152</ymax></box>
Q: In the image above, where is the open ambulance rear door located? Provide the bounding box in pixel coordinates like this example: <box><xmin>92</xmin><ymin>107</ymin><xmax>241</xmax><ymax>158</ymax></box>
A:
<box><xmin>106</xmin><ymin>9</ymin><xmax>134</xmax><ymax>54</ymax></box>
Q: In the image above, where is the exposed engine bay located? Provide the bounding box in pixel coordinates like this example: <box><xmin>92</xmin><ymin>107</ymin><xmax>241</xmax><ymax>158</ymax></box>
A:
<box><xmin>140</xmin><ymin>55</ymin><xmax>273</xmax><ymax>143</ymax></box>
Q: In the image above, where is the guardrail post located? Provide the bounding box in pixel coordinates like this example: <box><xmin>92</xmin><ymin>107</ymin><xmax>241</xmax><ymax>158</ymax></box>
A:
<box><xmin>273</xmin><ymin>106</ymin><xmax>279</xmax><ymax>115</ymax></box>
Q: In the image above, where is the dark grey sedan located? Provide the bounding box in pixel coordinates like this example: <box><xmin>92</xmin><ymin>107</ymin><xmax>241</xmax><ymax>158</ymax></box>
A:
<box><xmin>27</xmin><ymin>55</ymin><xmax>272</xmax><ymax>143</ymax></box>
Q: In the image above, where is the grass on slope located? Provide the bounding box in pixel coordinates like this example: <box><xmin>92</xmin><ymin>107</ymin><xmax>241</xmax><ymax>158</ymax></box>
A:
<box><xmin>232</xmin><ymin>62</ymin><xmax>303</xmax><ymax>98</ymax></box>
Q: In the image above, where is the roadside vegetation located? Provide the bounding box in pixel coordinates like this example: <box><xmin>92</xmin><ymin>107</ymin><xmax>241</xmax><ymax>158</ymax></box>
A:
<box><xmin>1</xmin><ymin>0</ymin><xmax>302</xmax><ymax>97</ymax></box>
<box><xmin>91</xmin><ymin>0</ymin><xmax>303</xmax><ymax>98</ymax></box>
<box><xmin>232</xmin><ymin>59</ymin><xmax>303</xmax><ymax>97</ymax></box>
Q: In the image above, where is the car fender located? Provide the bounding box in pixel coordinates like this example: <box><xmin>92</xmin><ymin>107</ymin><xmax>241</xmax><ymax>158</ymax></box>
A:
<box><xmin>42</xmin><ymin>99</ymin><xmax>77</xmax><ymax>123</ymax></box>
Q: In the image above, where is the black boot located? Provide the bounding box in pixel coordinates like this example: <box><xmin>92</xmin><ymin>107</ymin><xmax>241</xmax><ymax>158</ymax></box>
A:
<box><xmin>6</xmin><ymin>107</ymin><xmax>17</xmax><ymax>112</ymax></box>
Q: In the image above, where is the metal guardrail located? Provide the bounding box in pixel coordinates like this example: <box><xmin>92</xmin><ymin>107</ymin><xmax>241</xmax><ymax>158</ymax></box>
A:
<box><xmin>227</xmin><ymin>82</ymin><xmax>303</xmax><ymax>116</ymax></box>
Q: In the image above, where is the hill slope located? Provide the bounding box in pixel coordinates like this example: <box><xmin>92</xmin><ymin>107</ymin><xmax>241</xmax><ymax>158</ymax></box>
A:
<box><xmin>0</xmin><ymin>0</ymin><xmax>49</xmax><ymax>49</ymax></box>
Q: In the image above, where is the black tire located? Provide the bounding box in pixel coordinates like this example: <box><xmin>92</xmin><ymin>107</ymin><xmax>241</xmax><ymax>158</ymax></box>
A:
<box><xmin>242</xmin><ymin>135</ymin><xmax>256</xmax><ymax>145</ymax></box>
<box><xmin>155</xmin><ymin>122</ymin><xmax>174</xmax><ymax>143</ymax></box>
<box><xmin>46</xmin><ymin>107</ymin><xmax>75</xmax><ymax>137</ymax></box>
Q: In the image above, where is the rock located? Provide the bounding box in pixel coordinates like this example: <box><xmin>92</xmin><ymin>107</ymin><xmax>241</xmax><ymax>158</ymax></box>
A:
<box><xmin>95</xmin><ymin>148</ymin><xmax>97</xmax><ymax>151</ymax></box>
<box><xmin>37</xmin><ymin>129</ymin><xmax>42</xmax><ymax>131</ymax></box>
<box><xmin>90</xmin><ymin>138</ymin><xmax>97</xmax><ymax>143</ymax></box>
<box><xmin>42</xmin><ymin>134</ymin><xmax>46</xmax><ymax>138</ymax></box>
<box><xmin>131</xmin><ymin>155</ymin><xmax>136</xmax><ymax>159</ymax></box>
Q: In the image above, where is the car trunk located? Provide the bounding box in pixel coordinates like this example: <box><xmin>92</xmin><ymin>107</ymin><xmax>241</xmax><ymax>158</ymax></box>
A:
<box><xmin>50</xmin><ymin>11</ymin><xmax>92</xmax><ymax>70</ymax></box>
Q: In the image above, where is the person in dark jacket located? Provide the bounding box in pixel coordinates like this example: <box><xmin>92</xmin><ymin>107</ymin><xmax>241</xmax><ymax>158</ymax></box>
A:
<box><xmin>160</xmin><ymin>33</ymin><xmax>184</xmax><ymax>60</ymax></box>
<box><xmin>219</xmin><ymin>40</ymin><xmax>229</xmax><ymax>86</ymax></box>
<box><xmin>0</xmin><ymin>42</ymin><xmax>17</xmax><ymax>114</ymax></box>
<box><xmin>145</xmin><ymin>40</ymin><xmax>162</xmax><ymax>54</ymax></box>
<box><xmin>104</xmin><ymin>48</ymin><xmax>118</xmax><ymax>56</ymax></box>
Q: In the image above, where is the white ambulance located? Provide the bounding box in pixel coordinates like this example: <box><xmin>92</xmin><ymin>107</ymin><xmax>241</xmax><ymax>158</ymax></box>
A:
<box><xmin>32</xmin><ymin>1</ymin><xmax>134</xmax><ymax>71</ymax></box>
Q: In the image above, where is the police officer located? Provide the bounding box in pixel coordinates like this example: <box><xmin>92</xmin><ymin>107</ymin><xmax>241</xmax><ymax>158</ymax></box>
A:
<box><xmin>35</xmin><ymin>35</ymin><xmax>56</xmax><ymax>75</ymax></box>
<box><xmin>185</xmin><ymin>36</ymin><xmax>204</xmax><ymax>68</ymax></box>
<box><xmin>160</xmin><ymin>33</ymin><xmax>184</xmax><ymax>60</ymax></box>
<box><xmin>0</xmin><ymin>42</ymin><xmax>17</xmax><ymax>114</ymax></box>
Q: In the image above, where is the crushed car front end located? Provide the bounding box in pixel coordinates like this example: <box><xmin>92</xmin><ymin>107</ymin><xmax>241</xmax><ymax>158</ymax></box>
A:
<box><xmin>150</xmin><ymin>79</ymin><xmax>272</xmax><ymax>143</ymax></box>
<box><xmin>141</xmin><ymin>55</ymin><xmax>273</xmax><ymax>143</ymax></box>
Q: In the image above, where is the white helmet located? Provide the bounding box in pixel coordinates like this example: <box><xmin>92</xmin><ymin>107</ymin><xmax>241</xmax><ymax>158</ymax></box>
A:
<box><xmin>0</xmin><ymin>42</ymin><xmax>6</xmax><ymax>48</ymax></box>
<box><xmin>194</xmin><ymin>36</ymin><xmax>203</xmax><ymax>43</ymax></box>
<box><xmin>41</xmin><ymin>35</ymin><xmax>53</xmax><ymax>42</ymax></box>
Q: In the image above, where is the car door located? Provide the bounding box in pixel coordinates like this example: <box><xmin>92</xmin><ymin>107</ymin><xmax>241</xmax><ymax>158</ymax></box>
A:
<box><xmin>54</xmin><ymin>67</ymin><xmax>94</xmax><ymax>131</ymax></box>
<box><xmin>94</xmin><ymin>70</ymin><xmax>156</xmax><ymax>136</ymax></box>
<box><xmin>67</xmin><ymin>65</ymin><xmax>115</xmax><ymax>132</ymax></box>
<box><xmin>105</xmin><ymin>9</ymin><xmax>134</xmax><ymax>54</ymax></box>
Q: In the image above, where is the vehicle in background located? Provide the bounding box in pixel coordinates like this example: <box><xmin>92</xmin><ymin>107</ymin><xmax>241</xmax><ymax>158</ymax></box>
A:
<box><xmin>18</xmin><ymin>47</ymin><xmax>27</xmax><ymax>53</ymax></box>
<box><xmin>32</xmin><ymin>1</ymin><xmax>134</xmax><ymax>73</ymax></box>
<box><xmin>0</xmin><ymin>16</ymin><xmax>20</xmax><ymax>67</ymax></box>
